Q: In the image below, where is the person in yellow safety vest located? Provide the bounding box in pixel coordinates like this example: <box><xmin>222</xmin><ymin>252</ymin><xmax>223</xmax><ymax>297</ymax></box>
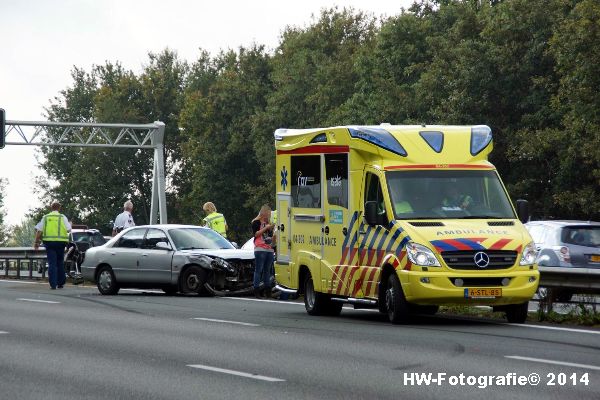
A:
<box><xmin>202</xmin><ymin>202</ymin><xmax>228</xmax><ymax>238</ymax></box>
<box><xmin>390</xmin><ymin>185</ymin><xmax>413</xmax><ymax>214</ymax></box>
<box><xmin>34</xmin><ymin>201</ymin><xmax>72</xmax><ymax>290</ymax></box>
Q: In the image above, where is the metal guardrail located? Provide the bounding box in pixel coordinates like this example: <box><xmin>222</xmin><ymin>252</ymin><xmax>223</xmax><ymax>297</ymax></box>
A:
<box><xmin>2</xmin><ymin>247</ymin><xmax>599</xmax><ymax>295</ymax></box>
<box><xmin>538</xmin><ymin>266</ymin><xmax>600</xmax><ymax>293</ymax></box>
<box><xmin>0</xmin><ymin>247</ymin><xmax>47</xmax><ymax>280</ymax></box>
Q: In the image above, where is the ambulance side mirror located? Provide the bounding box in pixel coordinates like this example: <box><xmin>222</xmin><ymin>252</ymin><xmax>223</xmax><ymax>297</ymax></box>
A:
<box><xmin>365</xmin><ymin>201</ymin><xmax>378</xmax><ymax>226</ymax></box>
<box><xmin>515</xmin><ymin>199</ymin><xmax>529</xmax><ymax>223</ymax></box>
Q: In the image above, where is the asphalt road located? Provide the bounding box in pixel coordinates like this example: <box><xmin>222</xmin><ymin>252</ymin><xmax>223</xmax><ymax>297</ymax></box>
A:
<box><xmin>1</xmin><ymin>279</ymin><xmax>599</xmax><ymax>400</ymax></box>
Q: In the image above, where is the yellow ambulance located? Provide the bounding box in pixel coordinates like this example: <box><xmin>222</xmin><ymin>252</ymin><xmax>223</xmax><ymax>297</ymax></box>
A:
<box><xmin>273</xmin><ymin>125</ymin><xmax>538</xmax><ymax>324</ymax></box>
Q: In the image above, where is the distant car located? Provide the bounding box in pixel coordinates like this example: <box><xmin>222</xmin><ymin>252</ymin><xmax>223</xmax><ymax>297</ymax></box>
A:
<box><xmin>71</xmin><ymin>226</ymin><xmax>108</xmax><ymax>247</ymax></box>
<box><xmin>81</xmin><ymin>224</ymin><xmax>255</xmax><ymax>296</ymax></box>
<box><xmin>241</xmin><ymin>237</ymin><xmax>254</xmax><ymax>251</ymax></box>
<box><xmin>64</xmin><ymin>226</ymin><xmax>108</xmax><ymax>279</ymax></box>
<box><xmin>525</xmin><ymin>220</ymin><xmax>600</xmax><ymax>301</ymax></box>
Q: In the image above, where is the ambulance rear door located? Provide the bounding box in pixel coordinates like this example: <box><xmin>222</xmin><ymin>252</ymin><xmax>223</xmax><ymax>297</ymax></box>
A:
<box><xmin>289</xmin><ymin>154</ymin><xmax>324</xmax><ymax>277</ymax></box>
<box><xmin>276</xmin><ymin>193</ymin><xmax>291</xmax><ymax>264</ymax></box>
<box><xmin>321</xmin><ymin>153</ymin><xmax>351</xmax><ymax>295</ymax></box>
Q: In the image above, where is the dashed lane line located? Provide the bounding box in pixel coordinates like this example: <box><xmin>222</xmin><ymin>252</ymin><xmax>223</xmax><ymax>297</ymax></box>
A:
<box><xmin>16</xmin><ymin>298</ymin><xmax>60</xmax><ymax>304</ymax></box>
<box><xmin>505</xmin><ymin>323</ymin><xmax>600</xmax><ymax>335</ymax></box>
<box><xmin>222</xmin><ymin>296</ymin><xmax>303</xmax><ymax>306</ymax></box>
<box><xmin>187</xmin><ymin>364</ymin><xmax>285</xmax><ymax>382</ymax></box>
<box><xmin>505</xmin><ymin>356</ymin><xmax>600</xmax><ymax>371</ymax></box>
<box><xmin>192</xmin><ymin>317</ymin><xmax>260</xmax><ymax>327</ymax></box>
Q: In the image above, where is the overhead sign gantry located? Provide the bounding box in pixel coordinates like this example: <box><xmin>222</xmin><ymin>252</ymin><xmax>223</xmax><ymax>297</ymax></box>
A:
<box><xmin>1</xmin><ymin>118</ymin><xmax>167</xmax><ymax>224</ymax></box>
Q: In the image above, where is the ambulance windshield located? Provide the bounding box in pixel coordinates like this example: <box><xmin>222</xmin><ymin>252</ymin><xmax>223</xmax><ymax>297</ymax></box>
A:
<box><xmin>386</xmin><ymin>170</ymin><xmax>516</xmax><ymax>220</ymax></box>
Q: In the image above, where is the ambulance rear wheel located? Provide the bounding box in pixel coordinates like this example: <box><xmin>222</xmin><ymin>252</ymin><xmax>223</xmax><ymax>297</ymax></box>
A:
<box><xmin>304</xmin><ymin>273</ymin><xmax>340</xmax><ymax>316</ymax></box>
<box><xmin>385</xmin><ymin>274</ymin><xmax>410</xmax><ymax>324</ymax></box>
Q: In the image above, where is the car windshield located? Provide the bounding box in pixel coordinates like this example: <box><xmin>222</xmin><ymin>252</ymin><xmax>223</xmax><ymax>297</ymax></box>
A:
<box><xmin>168</xmin><ymin>228</ymin><xmax>234</xmax><ymax>250</ymax></box>
<box><xmin>561</xmin><ymin>226</ymin><xmax>600</xmax><ymax>247</ymax></box>
<box><xmin>386</xmin><ymin>170</ymin><xmax>516</xmax><ymax>220</ymax></box>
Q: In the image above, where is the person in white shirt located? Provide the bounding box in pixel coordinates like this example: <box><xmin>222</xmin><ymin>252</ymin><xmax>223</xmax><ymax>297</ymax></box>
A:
<box><xmin>112</xmin><ymin>200</ymin><xmax>135</xmax><ymax>236</ymax></box>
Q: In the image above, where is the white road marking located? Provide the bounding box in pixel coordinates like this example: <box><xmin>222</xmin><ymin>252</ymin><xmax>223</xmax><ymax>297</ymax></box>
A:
<box><xmin>505</xmin><ymin>356</ymin><xmax>600</xmax><ymax>371</ymax></box>
<box><xmin>222</xmin><ymin>297</ymin><xmax>303</xmax><ymax>306</ymax></box>
<box><xmin>192</xmin><ymin>318</ymin><xmax>260</xmax><ymax>327</ymax></box>
<box><xmin>16</xmin><ymin>298</ymin><xmax>60</xmax><ymax>304</ymax></box>
<box><xmin>121</xmin><ymin>288</ymin><xmax>163</xmax><ymax>293</ymax></box>
<box><xmin>0</xmin><ymin>331</ymin><xmax>8</xmax><ymax>334</ymax></box>
<box><xmin>505</xmin><ymin>323</ymin><xmax>600</xmax><ymax>335</ymax></box>
<box><xmin>0</xmin><ymin>279</ymin><xmax>45</xmax><ymax>285</ymax></box>
<box><xmin>187</xmin><ymin>364</ymin><xmax>285</xmax><ymax>382</ymax></box>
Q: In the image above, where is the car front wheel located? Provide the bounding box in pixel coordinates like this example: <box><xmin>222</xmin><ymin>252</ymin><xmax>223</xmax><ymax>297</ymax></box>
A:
<box><xmin>180</xmin><ymin>266</ymin><xmax>207</xmax><ymax>294</ymax></box>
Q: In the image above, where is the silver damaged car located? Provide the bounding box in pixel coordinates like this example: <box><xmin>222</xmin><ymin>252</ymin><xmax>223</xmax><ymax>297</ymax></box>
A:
<box><xmin>81</xmin><ymin>225</ymin><xmax>255</xmax><ymax>296</ymax></box>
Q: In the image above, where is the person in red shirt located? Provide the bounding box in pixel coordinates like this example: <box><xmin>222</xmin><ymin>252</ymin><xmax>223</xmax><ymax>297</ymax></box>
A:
<box><xmin>251</xmin><ymin>204</ymin><xmax>274</xmax><ymax>298</ymax></box>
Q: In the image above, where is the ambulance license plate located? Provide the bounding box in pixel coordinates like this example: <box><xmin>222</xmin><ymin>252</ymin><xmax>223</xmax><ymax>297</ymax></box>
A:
<box><xmin>591</xmin><ymin>255</ymin><xmax>600</xmax><ymax>263</ymax></box>
<box><xmin>464</xmin><ymin>288</ymin><xmax>502</xmax><ymax>298</ymax></box>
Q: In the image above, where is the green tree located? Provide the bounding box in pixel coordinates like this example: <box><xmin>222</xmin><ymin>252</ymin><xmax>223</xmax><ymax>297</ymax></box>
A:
<box><xmin>511</xmin><ymin>0</ymin><xmax>600</xmax><ymax>219</ymax></box>
<box><xmin>38</xmin><ymin>50</ymin><xmax>188</xmax><ymax>231</ymax></box>
<box><xmin>250</xmin><ymin>8</ymin><xmax>376</xmax><ymax>208</ymax></box>
<box><xmin>7</xmin><ymin>217</ymin><xmax>37</xmax><ymax>247</ymax></box>
<box><xmin>179</xmin><ymin>45</ymin><xmax>272</xmax><ymax>241</ymax></box>
<box><xmin>37</xmin><ymin>1</ymin><xmax>599</xmax><ymax>232</ymax></box>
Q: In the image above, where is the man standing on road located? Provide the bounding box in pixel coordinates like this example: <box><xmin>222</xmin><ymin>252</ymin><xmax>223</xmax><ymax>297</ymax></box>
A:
<box><xmin>34</xmin><ymin>201</ymin><xmax>71</xmax><ymax>290</ymax></box>
<box><xmin>112</xmin><ymin>200</ymin><xmax>135</xmax><ymax>236</ymax></box>
<box><xmin>202</xmin><ymin>202</ymin><xmax>228</xmax><ymax>238</ymax></box>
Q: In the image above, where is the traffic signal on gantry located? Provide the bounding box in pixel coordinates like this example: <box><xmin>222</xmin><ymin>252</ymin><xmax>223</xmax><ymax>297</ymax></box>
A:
<box><xmin>0</xmin><ymin>108</ymin><xmax>5</xmax><ymax>149</ymax></box>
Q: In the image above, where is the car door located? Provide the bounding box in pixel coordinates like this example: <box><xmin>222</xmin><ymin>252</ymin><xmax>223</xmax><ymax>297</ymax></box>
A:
<box><xmin>138</xmin><ymin>228</ymin><xmax>174</xmax><ymax>283</ymax></box>
<box><xmin>110</xmin><ymin>228</ymin><xmax>147</xmax><ymax>282</ymax></box>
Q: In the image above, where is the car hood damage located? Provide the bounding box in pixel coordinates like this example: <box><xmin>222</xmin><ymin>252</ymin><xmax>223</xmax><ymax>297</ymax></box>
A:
<box><xmin>180</xmin><ymin>248</ymin><xmax>256</xmax><ymax>296</ymax></box>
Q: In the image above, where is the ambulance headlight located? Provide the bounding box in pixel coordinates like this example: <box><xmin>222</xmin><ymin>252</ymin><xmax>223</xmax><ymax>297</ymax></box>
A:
<box><xmin>519</xmin><ymin>242</ymin><xmax>537</xmax><ymax>266</ymax></box>
<box><xmin>406</xmin><ymin>242</ymin><xmax>441</xmax><ymax>267</ymax></box>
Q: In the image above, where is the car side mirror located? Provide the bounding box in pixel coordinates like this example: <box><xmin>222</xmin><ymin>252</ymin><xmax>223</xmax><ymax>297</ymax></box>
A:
<box><xmin>515</xmin><ymin>199</ymin><xmax>529</xmax><ymax>223</ymax></box>
<box><xmin>365</xmin><ymin>201</ymin><xmax>378</xmax><ymax>226</ymax></box>
<box><xmin>155</xmin><ymin>241</ymin><xmax>172</xmax><ymax>251</ymax></box>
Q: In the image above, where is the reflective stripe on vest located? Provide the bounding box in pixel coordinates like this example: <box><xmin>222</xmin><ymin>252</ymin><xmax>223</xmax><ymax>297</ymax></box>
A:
<box><xmin>42</xmin><ymin>212</ymin><xmax>69</xmax><ymax>242</ymax></box>
<box><xmin>203</xmin><ymin>212</ymin><xmax>227</xmax><ymax>237</ymax></box>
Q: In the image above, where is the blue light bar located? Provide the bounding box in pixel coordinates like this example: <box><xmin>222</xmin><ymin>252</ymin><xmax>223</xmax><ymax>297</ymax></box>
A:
<box><xmin>348</xmin><ymin>127</ymin><xmax>407</xmax><ymax>156</ymax></box>
<box><xmin>419</xmin><ymin>131</ymin><xmax>444</xmax><ymax>153</ymax></box>
<box><xmin>470</xmin><ymin>125</ymin><xmax>492</xmax><ymax>155</ymax></box>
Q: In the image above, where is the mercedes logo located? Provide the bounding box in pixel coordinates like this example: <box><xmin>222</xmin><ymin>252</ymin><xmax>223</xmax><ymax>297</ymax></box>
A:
<box><xmin>473</xmin><ymin>251</ymin><xmax>490</xmax><ymax>268</ymax></box>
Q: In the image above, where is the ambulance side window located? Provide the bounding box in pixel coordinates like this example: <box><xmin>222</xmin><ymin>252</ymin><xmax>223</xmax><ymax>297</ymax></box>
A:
<box><xmin>325</xmin><ymin>154</ymin><xmax>348</xmax><ymax>208</ymax></box>
<box><xmin>291</xmin><ymin>155</ymin><xmax>321</xmax><ymax>208</ymax></box>
<box><xmin>364</xmin><ymin>172</ymin><xmax>387</xmax><ymax>225</ymax></box>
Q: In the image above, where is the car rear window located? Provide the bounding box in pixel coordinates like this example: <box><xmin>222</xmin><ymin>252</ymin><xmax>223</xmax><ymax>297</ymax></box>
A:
<box><xmin>561</xmin><ymin>226</ymin><xmax>600</xmax><ymax>247</ymax></box>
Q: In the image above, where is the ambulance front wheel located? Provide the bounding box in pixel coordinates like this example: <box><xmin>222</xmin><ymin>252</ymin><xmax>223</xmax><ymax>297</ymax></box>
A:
<box><xmin>385</xmin><ymin>274</ymin><xmax>410</xmax><ymax>324</ymax></box>
<box><xmin>505</xmin><ymin>302</ymin><xmax>529</xmax><ymax>323</ymax></box>
<box><xmin>304</xmin><ymin>272</ymin><xmax>342</xmax><ymax>316</ymax></box>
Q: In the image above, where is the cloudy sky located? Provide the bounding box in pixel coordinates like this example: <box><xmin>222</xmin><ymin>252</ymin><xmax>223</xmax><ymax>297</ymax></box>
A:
<box><xmin>0</xmin><ymin>0</ymin><xmax>413</xmax><ymax>226</ymax></box>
